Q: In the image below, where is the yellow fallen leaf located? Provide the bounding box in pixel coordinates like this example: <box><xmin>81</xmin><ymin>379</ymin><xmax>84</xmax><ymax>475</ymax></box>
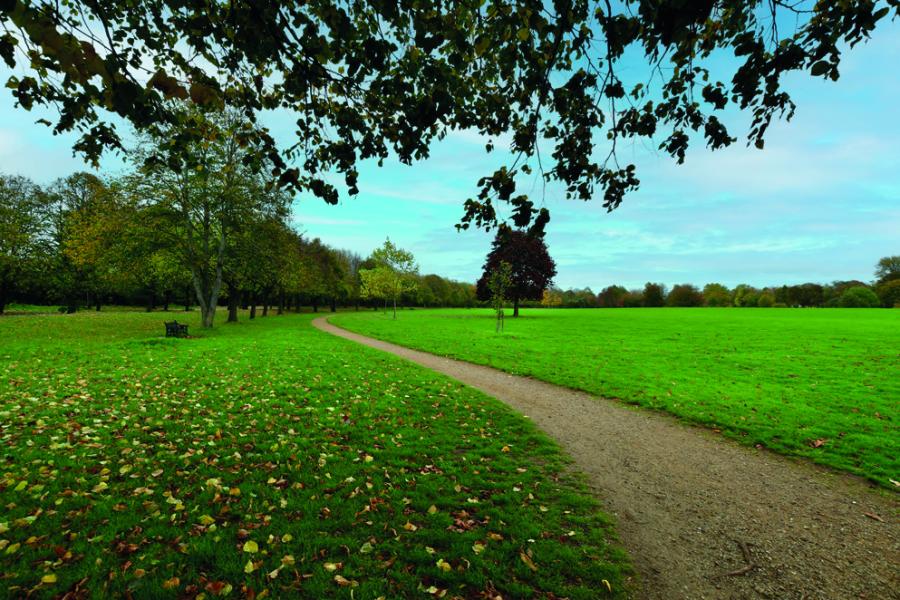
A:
<box><xmin>41</xmin><ymin>574</ymin><xmax>57</xmax><ymax>584</ymax></box>
<box><xmin>5</xmin><ymin>543</ymin><xmax>20</xmax><ymax>555</ymax></box>
<box><xmin>436</xmin><ymin>558</ymin><xmax>452</xmax><ymax>572</ymax></box>
<box><xmin>281</xmin><ymin>555</ymin><xmax>295</xmax><ymax>566</ymax></box>
<box><xmin>364</xmin><ymin>454</ymin><xmax>374</xmax><ymax>463</ymax></box>
<box><xmin>242</xmin><ymin>540</ymin><xmax>258</xmax><ymax>554</ymax></box>
<box><xmin>488</xmin><ymin>532</ymin><xmax>503</xmax><ymax>541</ymax></box>
<box><xmin>427</xmin><ymin>505</ymin><xmax>438</xmax><ymax>514</ymax></box>
<box><xmin>199</xmin><ymin>515</ymin><xmax>215</xmax><ymax>526</ymax></box>
<box><xmin>520</xmin><ymin>551</ymin><xmax>538</xmax><ymax>571</ymax></box>
<box><xmin>323</xmin><ymin>562</ymin><xmax>340</xmax><ymax>572</ymax></box>
<box><xmin>333</xmin><ymin>574</ymin><xmax>357</xmax><ymax>587</ymax></box>
<box><xmin>15</xmin><ymin>480</ymin><xmax>28</xmax><ymax>492</ymax></box>
<box><xmin>602</xmin><ymin>579</ymin><xmax>612</xmax><ymax>592</ymax></box>
<box><xmin>162</xmin><ymin>577</ymin><xmax>180</xmax><ymax>589</ymax></box>
<box><xmin>244</xmin><ymin>559</ymin><xmax>256</xmax><ymax>574</ymax></box>
<box><xmin>403</xmin><ymin>521</ymin><xmax>418</xmax><ymax>531</ymax></box>
<box><xmin>281</xmin><ymin>533</ymin><xmax>293</xmax><ymax>543</ymax></box>
<box><xmin>501</xmin><ymin>445</ymin><xmax>510</xmax><ymax>452</ymax></box>
<box><xmin>472</xmin><ymin>542</ymin><xmax>486</xmax><ymax>554</ymax></box>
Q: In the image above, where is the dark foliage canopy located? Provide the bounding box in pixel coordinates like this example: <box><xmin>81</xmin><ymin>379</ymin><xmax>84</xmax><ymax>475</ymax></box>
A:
<box><xmin>476</xmin><ymin>228</ymin><xmax>556</xmax><ymax>305</ymax></box>
<box><xmin>2</xmin><ymin>1</ymin><xmax>897</xmax><ymax>231</ymax></box>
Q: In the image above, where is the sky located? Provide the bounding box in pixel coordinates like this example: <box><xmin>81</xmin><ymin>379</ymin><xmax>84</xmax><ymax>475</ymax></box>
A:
<box><xmin>1</xmin><ymin>20</ymin><xmax>897</xmax><ymax>291</ymax></box>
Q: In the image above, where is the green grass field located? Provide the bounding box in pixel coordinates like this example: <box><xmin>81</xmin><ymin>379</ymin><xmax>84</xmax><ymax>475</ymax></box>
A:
<box><xmin>332</xmin><ymin>308</ymin><xmax>899</xmax><ymax>488</ymax></box>
<box><xmin>0</xmin><ymin>310</ymin><xmax>628</xmax><ymax>599</ymax></box>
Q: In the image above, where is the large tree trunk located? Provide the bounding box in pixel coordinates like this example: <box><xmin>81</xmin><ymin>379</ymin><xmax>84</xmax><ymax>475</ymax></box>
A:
<box><xmin>193</xmin><ymin>267</ymin><xmax>223</xmax><ymax>329</ymax></box>
<box><xmin>277</xmin><ymin>290</ymin><xmax>285</xmax><ymax>315</ymax></box>
<box><xmin>250</xmin><ymin>293</ymin><xmax>257</xmax><ymax>319</ymax></box>
<box><xmin>163</xmin><ymin>289</ymin><xmax>170</xmax><ymax>311</ymax></box>
<box><xmin>513</xmin><ymin>297</ymin><xmax>520</xmax><ymax>317</ymax></box>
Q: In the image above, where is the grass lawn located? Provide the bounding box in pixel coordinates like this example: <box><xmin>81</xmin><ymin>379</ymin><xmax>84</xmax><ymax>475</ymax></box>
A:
<box><xmin>0</xmin><ymin>310</ymin><xmax>629</xmax><ymax>599</ymax></box>
<box><xmin>332</xmin><ymin>308</ymin><xmax>899</xmax><ymax>489</ymax></box>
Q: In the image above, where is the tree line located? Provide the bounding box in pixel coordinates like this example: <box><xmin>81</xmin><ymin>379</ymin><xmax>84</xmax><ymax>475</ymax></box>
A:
<box><xmin>0</xmin><ymin>166</ymin><xmax>477</xmax><ymax>322</ymax></box>
<box><xmin>537</xmin><ymin>259</ymin><xmax>900</xmax><ymax>309</ymax></box>
<box><xmin>0</xmin><ymin>110</ymin><xmax>476</xmax><ymax>324</ymax></box>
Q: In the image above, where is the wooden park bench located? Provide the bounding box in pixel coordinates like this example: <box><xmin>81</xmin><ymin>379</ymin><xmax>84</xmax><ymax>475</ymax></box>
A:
<box><xmin>164</xmin><ymin>321</ymin><xmax>189</xmax><ymax>338</ymax></box>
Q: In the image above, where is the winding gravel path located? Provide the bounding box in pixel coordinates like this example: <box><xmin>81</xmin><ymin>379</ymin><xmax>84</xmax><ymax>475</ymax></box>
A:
<box><xmin>312</xmin><ymin>317</ymin><xmax>898</xmax><ymax>599</ymax></box>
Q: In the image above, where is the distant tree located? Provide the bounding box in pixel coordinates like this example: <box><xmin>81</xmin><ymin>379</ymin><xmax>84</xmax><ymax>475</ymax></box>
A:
<box><xmin>476</xmin><ymin>228</ymin><xmax>556</xmax><ymax>318</ymax></box>
<box><xmin>541</xmin><ymin>288</ymin><xmax>563</xmax><ymax>308</ymax></box>
<box><xmin>667</xmin><ymin>284</ymin><xmax>704</xmax><ymax>307</ymax></box>
<box><xmin>732</xmin><ymin>284</ymin><xmax>760</xmax><ymax>307</ymax></box>
<box><xmin>875</xmin><ymin>256</ymin><xmax>900</xmax><ymax>284</ymax></box>
<box><xmin>622</xmin><ymin>289</ymin><xmax>644</xmax><ymax>308</ymax></box>
<box><xmin>362</xmin><ymin>239</ymin><xmax>418</xmax><ymax>319</ymax></box>
<box><xmin>875</xmin><ymin>279</ymin><xmax>900</xmax><ymax>308</ymax></box>
<box><xmin>487</xmin><ymin>261</ymin><xmax>513</xmax><ymax>333</ymax></box>
<box><xmin>597</xmin><ymin>285</ymin><xmax>628</xmax><ymax>308</ymax></box>
<box><xmin>0</xmin><ymin>175</ymin><xmax>43</xmax><ymax>313</ymax></box>
<box><xmin>561</xmin><ymin>287</ymin><xmax>597</xmax><ymax>308</ymax></box>
<box><xmin>642</xmin><ymin>283</ymin><xmax>666</xmax><ymax>307</ymax></box>
<box><xmin>757</xmin><ymin>290</ymin><xmax>775</xmax><ymax>307</ymax></box>
<box><xmin>788</xmin><ymin>283</ymin><xmax>825</xmax><ymax>307</ymax></box>
<box><xmin>419</xmin><ymin>274</ymin><xmax>449</xmax><ymax>308</ymax></box>
<box><xmin>702</xmin><ymin>283</ymin><xmax>731</xmax><ymax>307</ymax></box>
<box><xmin>839</xmin><ymin>286</ymin><xmax>880</xmax><ymax>308</ymax></box>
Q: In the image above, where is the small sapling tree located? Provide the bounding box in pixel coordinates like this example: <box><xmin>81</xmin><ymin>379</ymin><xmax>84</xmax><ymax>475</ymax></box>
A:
<box><xmin>488</xmin><ymin>261</ymin><xmax>513</xmax><ymax>333</ymax></box>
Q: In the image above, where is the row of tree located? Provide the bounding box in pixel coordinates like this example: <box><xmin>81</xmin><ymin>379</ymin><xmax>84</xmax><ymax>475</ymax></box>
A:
<box><xmin>0</xmin><ymin>166</ymin><xmax>479</xmax><ymax>322</ymax></box>
<box><xmin>537</xmin><ymin>259</ymin><xmax>900</xmax><ymax>309</ymax></box>
<box><xmin>0</xmin><ymin>109</ymin><xmax>478</xmax><ymax>324</ymax></box>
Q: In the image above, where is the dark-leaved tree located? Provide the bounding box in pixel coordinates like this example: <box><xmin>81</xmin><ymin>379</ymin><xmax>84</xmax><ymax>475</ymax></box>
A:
<box><xmin>642</xmin><ymin>283</ymin><xmax>667</xmax><ymax>307</ymax></box>
<box><xmin>476</xmin><ymin>228</ymin><xmax>556</xmax><ymax>317</ymax></box>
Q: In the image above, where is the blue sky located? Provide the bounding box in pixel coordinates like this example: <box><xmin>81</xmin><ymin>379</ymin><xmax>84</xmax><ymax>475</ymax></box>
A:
<box><xmin>1</xmin><ymin>21</ymin><xmax>897</xmax><ymax>291</ymax></box>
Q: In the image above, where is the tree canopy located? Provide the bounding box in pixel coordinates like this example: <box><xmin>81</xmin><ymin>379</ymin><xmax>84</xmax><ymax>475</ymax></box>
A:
<box><xmin>3</xmin><ymin>1</ymin><xmax>897</xmax><ymax>232</ymax></box>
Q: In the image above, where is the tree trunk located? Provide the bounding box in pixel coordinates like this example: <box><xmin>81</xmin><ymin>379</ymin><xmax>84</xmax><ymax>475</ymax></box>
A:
<box><xmin>184</xmin><ymin>284</ymin><xmax>191</xmax><ymax>311</ymax></box>
<box><xmin>250</xmin><ymin>293</ymin><xmax>257</xmax><ymax>319</ymax></box>
<box><xmin>95</xmin><ymin>299</ymin><xmax>101</xmax><ymax>311</ymax></box>
<box><xmin>392</xmin><ymin>295</ymin><xmax>397</xmax><ymax>320</ymax></box>
<box><xmin>513</xmin><ymin>297</ymin><xmax>519</xmax><ymax>317</ymax></box>
<box><xmin>146</xmin><ymin>289</ymin><xmax>156</xmax><ymax>312</ymax></box>
<box><xmin>163</xmin><ymin>289</ymin><xmax>170</xmax><ymax>311</ymax></box>
<box><xmin>227</xmin><ymin>291</ymin><xmax>239</xmax><ymax>323</ymax></box>
<box><xmin>330</xmin><ymin>296</ymin><xmax>337</xmax><ymax>312</ymax></box>
<box><xmin>278</xmin><ymin>290</ymin><xmax>285</xmax><ymax>315</ymax></box>
<box><xmin>312</xmin><ymin>300</ymin><xmax>318</xmax><ymax>313</ymax></box>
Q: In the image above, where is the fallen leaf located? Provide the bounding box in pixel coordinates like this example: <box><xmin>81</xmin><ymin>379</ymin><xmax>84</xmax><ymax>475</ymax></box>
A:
<box><xmin>162</xmin><ymin>577</ymin><xmax>180</xmax><ymax>589</ymax></box>
<box><xmin>333</xmin><ymin>574</ymin><xmax>357</xmax><ymax>587</ymax></box>
<box><xmin>242</xmin><ymin>540</ymin><xmax>259</xmax><ymax>554</ymax></box>
<box><xmin>520</xmin><ymin>551</ymin><xmax>538</xmax><ymax>571</ymax></box>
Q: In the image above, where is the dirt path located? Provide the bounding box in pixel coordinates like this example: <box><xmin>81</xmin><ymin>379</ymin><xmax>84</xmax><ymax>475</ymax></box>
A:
<box><xmin>312</xmin><ymin>317</ymin><xmax>898</xmax><ymax>599</ymax></box>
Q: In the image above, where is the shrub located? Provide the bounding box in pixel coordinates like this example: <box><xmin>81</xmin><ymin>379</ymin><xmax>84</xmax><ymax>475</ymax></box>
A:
<box><xmin>838</xmin><ymin>286</ymin><xmax>880</xmax><ymax>308</ymax></box>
